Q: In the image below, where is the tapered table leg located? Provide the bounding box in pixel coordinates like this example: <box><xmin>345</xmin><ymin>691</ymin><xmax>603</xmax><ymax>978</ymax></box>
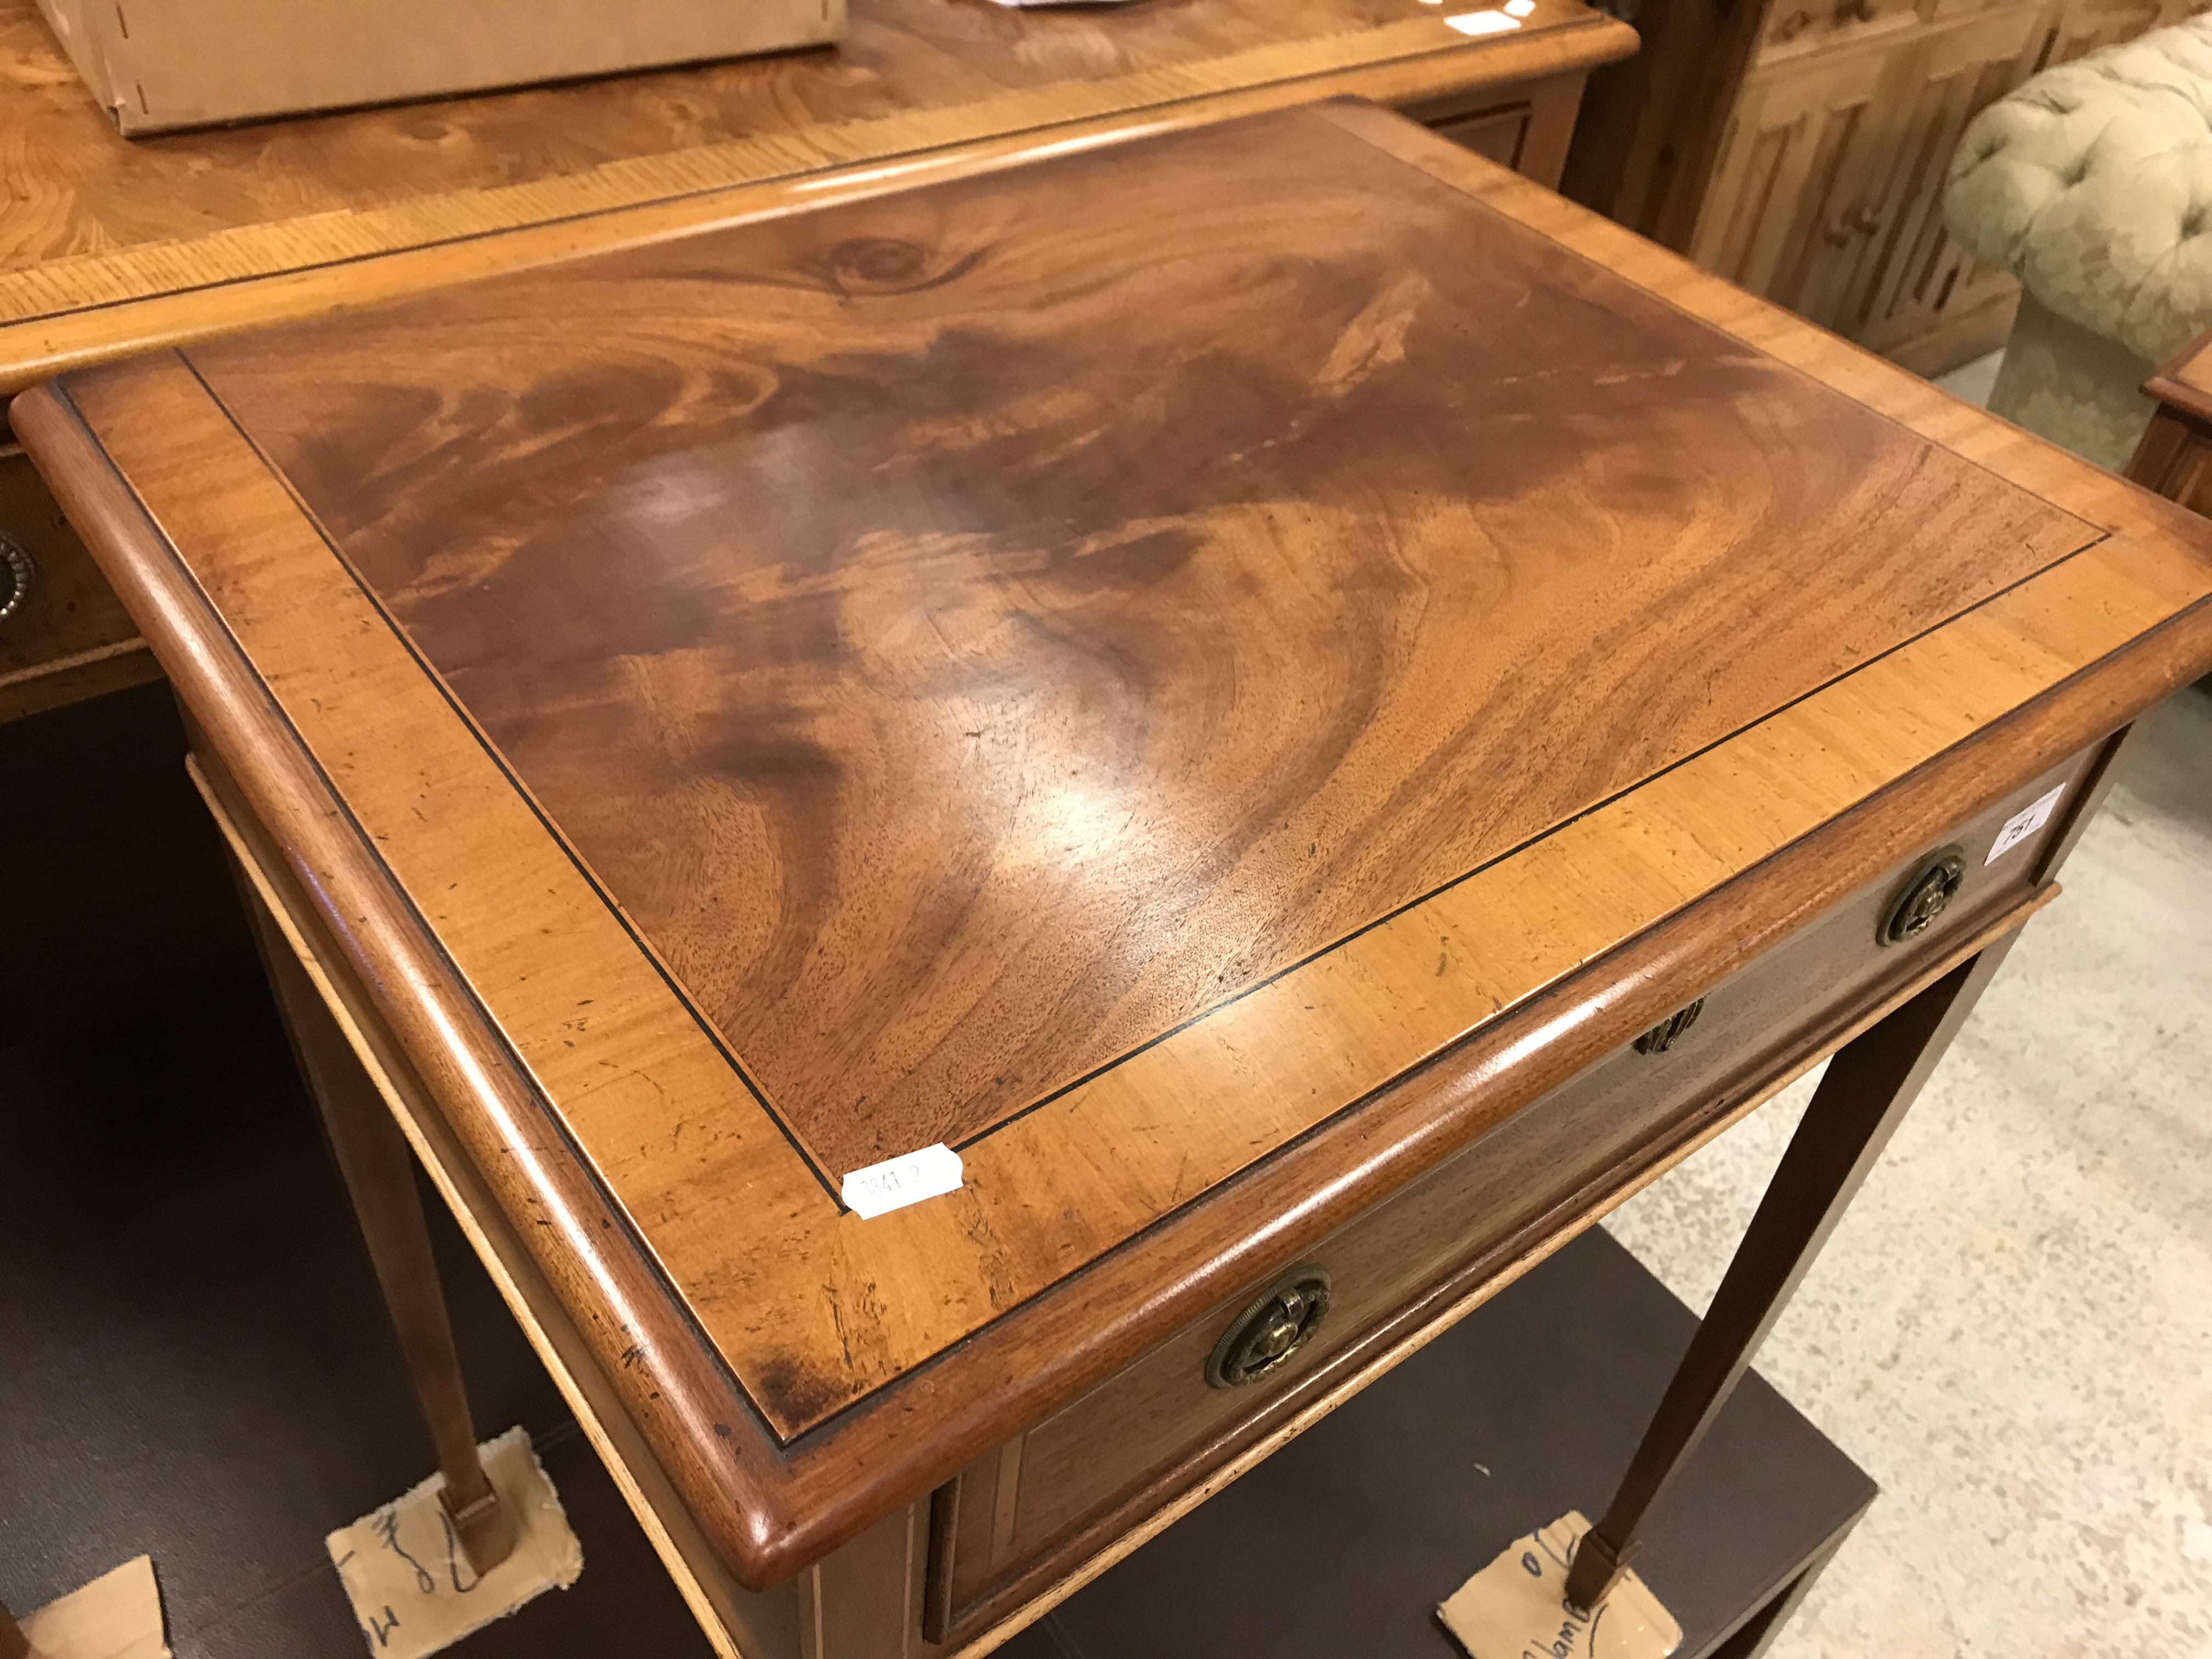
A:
<box><xmin>0</xmin><ymin>1600</ymin><xmax>29</xmax><ymax>1659</ymax></box>
<box><xmin>240</xmin><ymin>890</ymin><xmax>517</xmax><ymax>1576</ymax></box>
<box><xmin>1565</xmin><ymin>934</ymin><xmax>2022</xmax><ymax>1612</ymax></box>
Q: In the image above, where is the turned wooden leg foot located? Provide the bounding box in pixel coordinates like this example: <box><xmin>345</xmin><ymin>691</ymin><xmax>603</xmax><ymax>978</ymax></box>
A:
<box><xmin>1566</xmin><ymin>935</ymin><xmax>2021</xmax><ymax>1612</ymax></box>
<box><xmin>240</xmin><ymin>888</ymin><xmax>518</xmax><ymax>1576</ymax></box>
<box><xmin>0</xmin><ymin>1599</ymin><xmax>31</xmax><ymax>1659</ymax></box>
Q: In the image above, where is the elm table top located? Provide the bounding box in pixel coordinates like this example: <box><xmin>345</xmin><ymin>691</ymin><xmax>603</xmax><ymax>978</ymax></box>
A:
<box><xmin>16</xmin><ymin>101</ymin><xmax>2212</xmax><ymax>1589</ymax></box>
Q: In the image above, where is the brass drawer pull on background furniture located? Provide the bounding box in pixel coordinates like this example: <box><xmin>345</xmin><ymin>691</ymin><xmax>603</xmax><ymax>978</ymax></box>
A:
<box><xmin>1205</xmin><ymin>1267</ymin><xmax>1332</xmax><ymax>1389</ymax></box>
<box><xmin>1634</xmin><ymin>1000</ymin><xmax>1706</xmax><ymax>1054</ymax></box>
<box><xmin>0</xmin><ymin>533</ymin><xmax>35</xmax><ymax>624</ymax></box>
<box><xmin>1881</xmin><ymin>846</ymin><xmax>1966</xmax><ymax>945</ymax></box>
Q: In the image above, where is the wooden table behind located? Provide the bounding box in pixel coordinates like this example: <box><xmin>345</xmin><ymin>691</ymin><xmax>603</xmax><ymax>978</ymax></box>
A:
<box><xmin>0</xmin><ymin>0</ymin><xmax>1634</xmax><ymax>399</ymax></box>
<box><xmin>2129</xmin><ymin>326</ymin><xmax>2212</xmax><ymax>515</ymax></box>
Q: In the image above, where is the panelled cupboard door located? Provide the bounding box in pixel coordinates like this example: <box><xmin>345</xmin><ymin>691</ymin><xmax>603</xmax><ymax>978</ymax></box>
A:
<box><xmin>1842</xmin><ymin>5</ymin><xmax>2047</xmax><ymax>364</ymax></box>
<box><xmin>1687</xmin><ymin>43</ymin><xmax>1901</xmax><ymax>330</ymax></box>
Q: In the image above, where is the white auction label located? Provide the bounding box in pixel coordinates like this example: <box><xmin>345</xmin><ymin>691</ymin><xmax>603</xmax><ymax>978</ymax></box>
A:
<box><xmin>842</xmin><ymin>1144</ymin><xmax>964</xmax><ymax>1219</ymax></box>
<box><xmin>1986</xmin><ymin>783</ymin><xmax>2066</xmax><ymax>865</ymax></box>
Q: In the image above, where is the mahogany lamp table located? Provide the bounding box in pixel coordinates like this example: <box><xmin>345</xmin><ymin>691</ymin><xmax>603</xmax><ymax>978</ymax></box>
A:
<box><xmin>15</xmin><ymin>101</ymin><xmax>2212</xmax><ymax>1659</ymax></box>
<box><xmin>0</xmin><ymin>0</ymin><xmax>1634</xmax><ymax>1034</ymax></box>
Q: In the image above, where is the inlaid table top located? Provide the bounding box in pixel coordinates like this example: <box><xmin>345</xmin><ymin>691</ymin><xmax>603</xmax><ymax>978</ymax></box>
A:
<box><xmin>0</xmin><ymin>0</ymin><xmax>1633</xmax><ymax>396</ymax></box>
<box><xmin>16</xmin><ymin>102</ymin><xmax>2212</xmax><ymax>1590</ymax></box>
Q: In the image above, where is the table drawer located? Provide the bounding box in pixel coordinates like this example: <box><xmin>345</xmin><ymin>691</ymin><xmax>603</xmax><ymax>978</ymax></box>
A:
<box><xmin>941</xmin><ymin>744</ymin><xmax>2098</xmax><ymax>1630</ymax></box>
<box><xmin>1</xmin><ymin>447</ymin><xmax>151</xmax><ymax>721</ymax></box>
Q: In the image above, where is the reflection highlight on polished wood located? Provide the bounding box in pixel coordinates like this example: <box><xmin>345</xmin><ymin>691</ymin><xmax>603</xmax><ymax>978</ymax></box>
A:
<box><xmin>188</xmin><ymin>116</ymin><xmax>2094</xmax><ymax>1172</ymax></box>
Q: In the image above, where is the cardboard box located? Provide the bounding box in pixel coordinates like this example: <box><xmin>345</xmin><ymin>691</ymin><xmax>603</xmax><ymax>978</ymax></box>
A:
<box><xmin>35</xmin><ymin>0</ymin><xmax>844</xmax><ymax>136</ymax></box>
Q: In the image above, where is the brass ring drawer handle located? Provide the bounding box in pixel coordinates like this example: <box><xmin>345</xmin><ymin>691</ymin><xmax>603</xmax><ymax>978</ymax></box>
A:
<box><xmin>1205</xmin><ymin>1266</ymin><xmax>1331</xmax><ymax>1389</ymax></box>
<box><xmin>1881</xmin><ymin>845</ymin><xmax>1965</xmax><ymax>946</ymax></box>
<box><xmin>0</xmin><ymin>533</ymin><xmax>34</xmax><ymax>625</ymax></box>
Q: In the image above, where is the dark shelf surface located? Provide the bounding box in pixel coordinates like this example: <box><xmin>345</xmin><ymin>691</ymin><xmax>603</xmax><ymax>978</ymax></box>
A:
<box><xmin>1</xmin><ymin>969</ymin><xmax>1870</xmax><ymax>1659</ymax></box>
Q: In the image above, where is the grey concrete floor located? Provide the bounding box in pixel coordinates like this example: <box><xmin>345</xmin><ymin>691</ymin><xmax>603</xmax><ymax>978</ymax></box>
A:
<box><xmin>1606</xmin><ymin>685</ymin><xmax>2212</xmax><ymax>1658</ymax></box>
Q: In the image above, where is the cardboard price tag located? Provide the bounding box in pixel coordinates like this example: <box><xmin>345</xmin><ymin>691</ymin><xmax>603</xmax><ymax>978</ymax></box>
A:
<box><xmin>16</xmin><ymin>1555</ymin><xmax>170</xmax><ymax>1659</ymax></box>
<box><xmin>326</xmin><ymin>1427</ymin><xmax>580</xmax><ymax>1658</ymax></box>
<box><xmin>1437</xmin><ymin>1511</ymin><xmax>1681</xmax><ymax>1659</ymax></box>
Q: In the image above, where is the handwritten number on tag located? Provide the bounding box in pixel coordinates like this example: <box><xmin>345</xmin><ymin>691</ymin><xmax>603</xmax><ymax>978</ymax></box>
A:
<box><xmin>439</xmin><ymin>1505</ymin><xmax>485</xmax><ymax>1594</ymax></box>
<box><xmin>841</xmin><ymin>1143</ymin><xmax>962</xmax><ymax>1218</ymax></box>
<box><xmin>375</xmin><ymin>1508</ymin><xmax>436</xmax><ymax>1594</ymax></box>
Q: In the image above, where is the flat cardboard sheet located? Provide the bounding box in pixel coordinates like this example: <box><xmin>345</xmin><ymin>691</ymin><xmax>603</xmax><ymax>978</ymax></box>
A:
<box><xmin>325</xmin><ymin>1426</ymin><xmax>580</xmax><ymax>1659</ymax></box>
<box><xmin>1438</xmin><ymin>1511</ymin><xmax>1682</xmax><ymax>1659</ymax></box>
<box><xmin>18</xmin><ymin>1555</ymin><xmax>170</xmax><ymax>1659</ymax></box>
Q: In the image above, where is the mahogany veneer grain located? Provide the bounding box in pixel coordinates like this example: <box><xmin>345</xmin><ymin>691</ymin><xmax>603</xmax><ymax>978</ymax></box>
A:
<box><xmin>176</xmin><ymin>114</ymin><xmax>2100</xmax><ymax>1177</ymax></box>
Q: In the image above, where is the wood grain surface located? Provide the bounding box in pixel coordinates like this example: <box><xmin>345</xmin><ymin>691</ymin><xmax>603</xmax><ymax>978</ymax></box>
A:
<box><xmin>0</xmin><ymin>0</ymin><xmax>1634</xmax><ymax>394</ymax></box>
<box><xmin>19</xmin><ymin>104</ymin><xmax>2212</xmax><ymax>1596</ymax></box>
<box><xmin>185</xmin><ymin>114</ymin><xmax>2094</xmax><ymax>1174</ymax></box>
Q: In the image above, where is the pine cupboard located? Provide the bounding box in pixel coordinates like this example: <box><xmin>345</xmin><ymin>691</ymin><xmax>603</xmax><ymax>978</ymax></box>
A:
<box><xmin>1564</xmin><ymin>0</ymin><xmax>2211</xmax><ymax>373</ymax></box>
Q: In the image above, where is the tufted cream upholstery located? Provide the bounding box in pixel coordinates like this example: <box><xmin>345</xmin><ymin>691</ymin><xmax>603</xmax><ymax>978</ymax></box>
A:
<box><xmin>1946</xmin><ymin>16</ymin><xmax>2212</xmax><ymax>467</ymax></box>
